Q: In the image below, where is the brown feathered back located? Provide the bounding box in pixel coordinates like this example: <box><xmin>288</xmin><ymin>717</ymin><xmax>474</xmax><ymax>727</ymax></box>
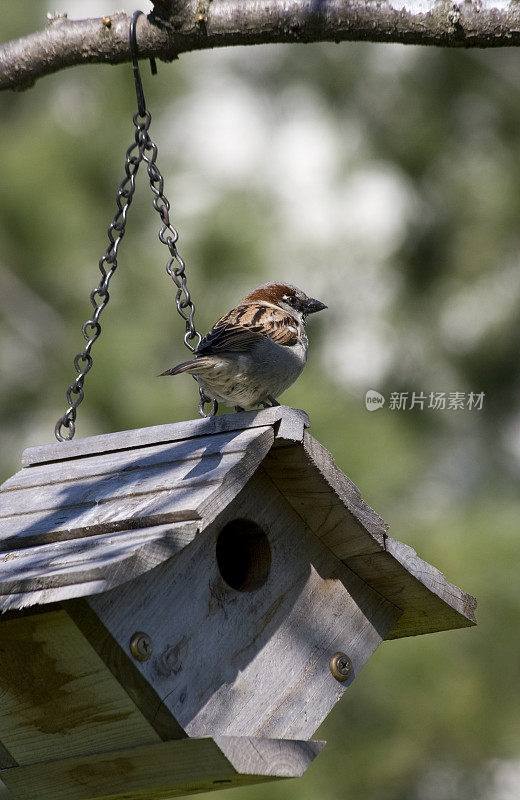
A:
<box><xmin>196</xmin><ymin>302</ymin><xmax>299</xmax><ymax>354</ymax></box>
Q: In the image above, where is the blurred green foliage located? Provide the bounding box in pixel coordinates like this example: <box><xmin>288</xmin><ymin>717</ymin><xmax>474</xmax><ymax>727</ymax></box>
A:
<box><xmin>1</xmin><ymin>4</ymin><xmax>519</xmax><ymax>799</ymax></box>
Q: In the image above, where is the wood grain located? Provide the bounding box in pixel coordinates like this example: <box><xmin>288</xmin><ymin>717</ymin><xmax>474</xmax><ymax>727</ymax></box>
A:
<box><xmin>0</xmin><ymin>610</ymin><xmax>160</xmax><ymax>766</ymax></box>
<box><xmin>263</xmin><ymin>433</ymin><xmax>476</xmax><ymax>637</ymax></box>
<box><xmin>1</xmin><ymin>407</ymin><xmax>476</xmax><ymax>642</ymax></box>
<box><xmin>0</xmin><ymin>427</ymin><xmax>274</xmax><ymax>552</ymax></box>
<box><xmin>65</xmin><ymin>600</ymin><xmax>187</xmax><ymax>742</ymax></box>
<box><xmin>0</xmin><ymin>484</ymin><xmax>206</xmax><ymax>549</ymax></box>
<box><xmin>1</xmin><ymin>451</ymin><xmax>259</xmax><ymax>519</ymax></box>
<box><xmin>262</xmin><ymin>434</ymin><xmax>387</xmax><ymax>558</ymax></box>
<box><xmin>345</xmin><ymin>536</ymin><xmax>477</xmax><ymax>639</ymax></box>
<box><xmin>5</xmin><ymin>427</ymin><xmax>272</xmax><ymax>492</ymax></box>
<box><xmin>1</xmin><ymin>736</ymin><xmax>323</xmax><ymax>800</ymax></box>
<box><xmin>0</xmin><ymin>522</ymin><xmax>197</xmax><ymax>612</ymax></box>
<box><xmin>213</xmin><ymin>735</ymin><xmax>324</xmax><ymax>776</ymax></box>
<box><xmin>88</xmin><ymin>470</ymin><xmax>401</xmax><ymax>741</ymax></box>
<box><xmin>21</xmin><ymin>407</ymin><xmax>308</xmax><ymax>467</ymax></box>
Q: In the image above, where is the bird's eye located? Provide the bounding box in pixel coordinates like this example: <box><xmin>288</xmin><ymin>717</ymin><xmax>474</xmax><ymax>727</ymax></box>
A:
<box><xmin>282</xmin><ymin>294</ymin><xmax>295</xmax><ymax>305</ymax></box>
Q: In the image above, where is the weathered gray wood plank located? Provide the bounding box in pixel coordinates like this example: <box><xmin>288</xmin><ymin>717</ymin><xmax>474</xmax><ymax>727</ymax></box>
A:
<box><xmin>4</xmin><ymin>427</ymin><xmax>271</xmax><ymax>492</ymax></box>
<box><xmin>262</xmin><ymin>435</ymin><xmax>387</xmax><ymax>558</ymax></box>
<box><xmin>272</xmin><ymin>408</ymin><xmax>309</xmax><ymax>444</ymax></box>
<box><xmin>0</xmin><ymin>427</ymin><xmax>274</xmax><ymax>551</ymax></box>
<box><xmin>0</xmin><ymin>523</ymin><xmax>198</xmax><ymax>611</ymax></box>
<box><xmin>1</xmin><ymin>736</ymin><xmax>322</xmax><ymax>800</ymax></box>
<box><xmin>21</xmin><ymin>406</ymin><xmax>308</xmax><ymax>467</ymax></box>
<box><xmin>1</xmin><ymin>407</ymin><xmax>476</xmax><ymax>641</ymax></box>
<box><xmin>88</xmin><ymin>470</ymin><xmax>401</xmax><ymax>741</ymax></box>
<box><xmin>263</xmin><ymin>435</ymin><xmax>476</xmax><ymax>635</ymax></box>
<box><xmin>65</xmin><ymin>599</ymin><xmax>188</xmax><ymax>742</ymax></box>
<box><xmin>345</xmin><ymin>536</ymin><xmax>477</xmax><ymax>639</ymax></box>
<box><xmin>214</xmin><ymin>736</ymin><xmax>324</xmax><ymax>777</ymax></box>
<box><xmin>0</xmin><ymin>580</ymin><xmax>109</xmax><ymax>614</ymax></box>
<box><xmin>0</xmin><ymin>483</ymin><xmax>208</xmax><ymax>549</ymax></box>
<box><xmin>0</xmin><ymin>610</ymin><xmax>161</xmax><ymax>767</ymax></box>
<box><xmin>1</xmin><ymin>450</ymin><xmax>261</xmax><ymax>519</ymax></box>
<box><xmin>304</xmin><ymin>432</ymin><xmax>389</xmax><ymax>538</ymax></box>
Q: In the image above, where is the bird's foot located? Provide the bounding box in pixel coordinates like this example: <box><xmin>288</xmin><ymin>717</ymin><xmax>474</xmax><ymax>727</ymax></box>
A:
<box><xmin>234</xmin><ymin>405</ymin><xmax>245</xmax><ymax>413</ymax></box>
<box><xmin>267</xmin><ymin>395</ymin><xmax>280</xmax><ymax>407</ymax></box>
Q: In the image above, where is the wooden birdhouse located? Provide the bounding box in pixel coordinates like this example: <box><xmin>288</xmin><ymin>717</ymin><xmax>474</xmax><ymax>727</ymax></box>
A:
<box><xmin>0</xmin><ymin>406</ymin><xmax>476</xmax><ymax>800</ymax></box>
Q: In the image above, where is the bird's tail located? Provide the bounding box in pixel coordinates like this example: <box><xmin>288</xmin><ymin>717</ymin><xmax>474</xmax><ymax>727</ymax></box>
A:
<box><xmin>159</xmin><ymin>360</ymin><xmax>197</xmax><ymax>377</ymax></box>
<box><xmin>159</xmin><ymin>358</ymin><xmax>208</xmax><ymax>377</ymax></box>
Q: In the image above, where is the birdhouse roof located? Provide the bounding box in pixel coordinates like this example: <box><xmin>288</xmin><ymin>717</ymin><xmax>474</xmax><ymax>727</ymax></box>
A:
<box><xmin>0</xmin><ymin>407</ymin><xmax>476</xmax><ymax>638</ymax></box>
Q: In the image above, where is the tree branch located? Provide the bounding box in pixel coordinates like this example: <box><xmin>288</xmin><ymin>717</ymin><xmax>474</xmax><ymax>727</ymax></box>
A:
<box><xmin>2</xmin><ymin>1</ymin><xmax>520</xmax><ymax>92</ymax></box>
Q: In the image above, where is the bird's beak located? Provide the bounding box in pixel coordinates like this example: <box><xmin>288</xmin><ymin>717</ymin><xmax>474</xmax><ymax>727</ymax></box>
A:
<box><xmin>304</xmin><ymin>297</ymin><xmax>327</xmax><ymax>315</ymax></box>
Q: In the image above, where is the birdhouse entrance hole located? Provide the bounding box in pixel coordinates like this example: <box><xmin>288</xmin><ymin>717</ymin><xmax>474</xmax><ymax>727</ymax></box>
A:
<box><xmin>216</xmin><ymin>519</ymin><xmax>271</xmax><ymax>591</ymax></box>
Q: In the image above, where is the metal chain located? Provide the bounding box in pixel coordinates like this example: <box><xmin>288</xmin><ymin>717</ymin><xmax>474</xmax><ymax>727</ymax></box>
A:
<box><xmin>132</xmin><ymin>8</ymin><xmax>217</xmax><ymax>417</ymax></box>
<box><xmin>55</xmin><ymin>113</ymin><xmax>151</xmax><ymax>441</ymax></box>
<box><xmin>140</xmin><ymin>132</ymin><xmax>218</xmax><ymax>418</ymax></box>
<box><xmin>143</xmin><ymin>139</ymin><xmax>200</xmax><ymax>352</ymax></box>
<box><xmin>55</xmin><ymin>10</ymin><xmax>216</xmax><ymax>441</ymax></box>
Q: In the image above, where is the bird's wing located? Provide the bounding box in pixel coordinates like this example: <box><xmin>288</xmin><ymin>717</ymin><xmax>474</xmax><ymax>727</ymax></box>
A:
<box><xmin>196</xmin><ymin>302</ymin><xmax>299</xmax><ymax>355</ymax></box>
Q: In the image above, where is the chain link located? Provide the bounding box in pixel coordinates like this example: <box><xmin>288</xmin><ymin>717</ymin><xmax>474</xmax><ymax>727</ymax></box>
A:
<box><xmin>142</xmin><ymin>140</ymin><xmax>201</xmax><ymax>352</ymax></box>
<box><xmin>55</xmin><ymin>113</ymin><xmax>152</xmax><ymax>441</ymax></box>
<box><xmin>141</xmin><ymin>134</ymin><xmax>218</xmax><ymax>418</ymax></box>
<box><xmin>55</xmin><ymin>119</ymin><xmax>217</xmax><ymax>440</ymax></box>
<box><xmin>55</xmin><ymin>12</ymin><xmax>215</xmax><ymax>441</ymax></box>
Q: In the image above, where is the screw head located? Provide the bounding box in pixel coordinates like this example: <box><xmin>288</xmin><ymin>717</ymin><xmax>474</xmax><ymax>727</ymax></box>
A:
<box><xmin>130</xmin><ymin>632</ymin><xmax>153</xmax><ymax>662</ymax></box>
<box><xmin>329</xmin><ymin>652</ymin><xmax>353</xmax><ymax>682</ymax></box>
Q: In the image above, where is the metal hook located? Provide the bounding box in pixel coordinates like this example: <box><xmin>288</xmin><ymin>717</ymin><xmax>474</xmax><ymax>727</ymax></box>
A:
<box><xmin>129</xmin><ymin>10</ymin><xmax>157</xmax><ymax>117</ymax></box>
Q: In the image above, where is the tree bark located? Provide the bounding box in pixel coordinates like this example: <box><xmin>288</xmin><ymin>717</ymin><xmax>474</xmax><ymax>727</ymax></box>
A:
<box><xmin>2</xmin><ymin>0</ymin><xmax>520</xmax><ymax>92</ymax></box>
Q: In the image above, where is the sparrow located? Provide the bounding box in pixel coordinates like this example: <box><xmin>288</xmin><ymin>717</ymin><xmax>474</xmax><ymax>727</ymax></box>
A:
<box><xmin>160</xmin><ymin>282</ymin><xmax>327</xmax><ymax>412</ymax></box>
